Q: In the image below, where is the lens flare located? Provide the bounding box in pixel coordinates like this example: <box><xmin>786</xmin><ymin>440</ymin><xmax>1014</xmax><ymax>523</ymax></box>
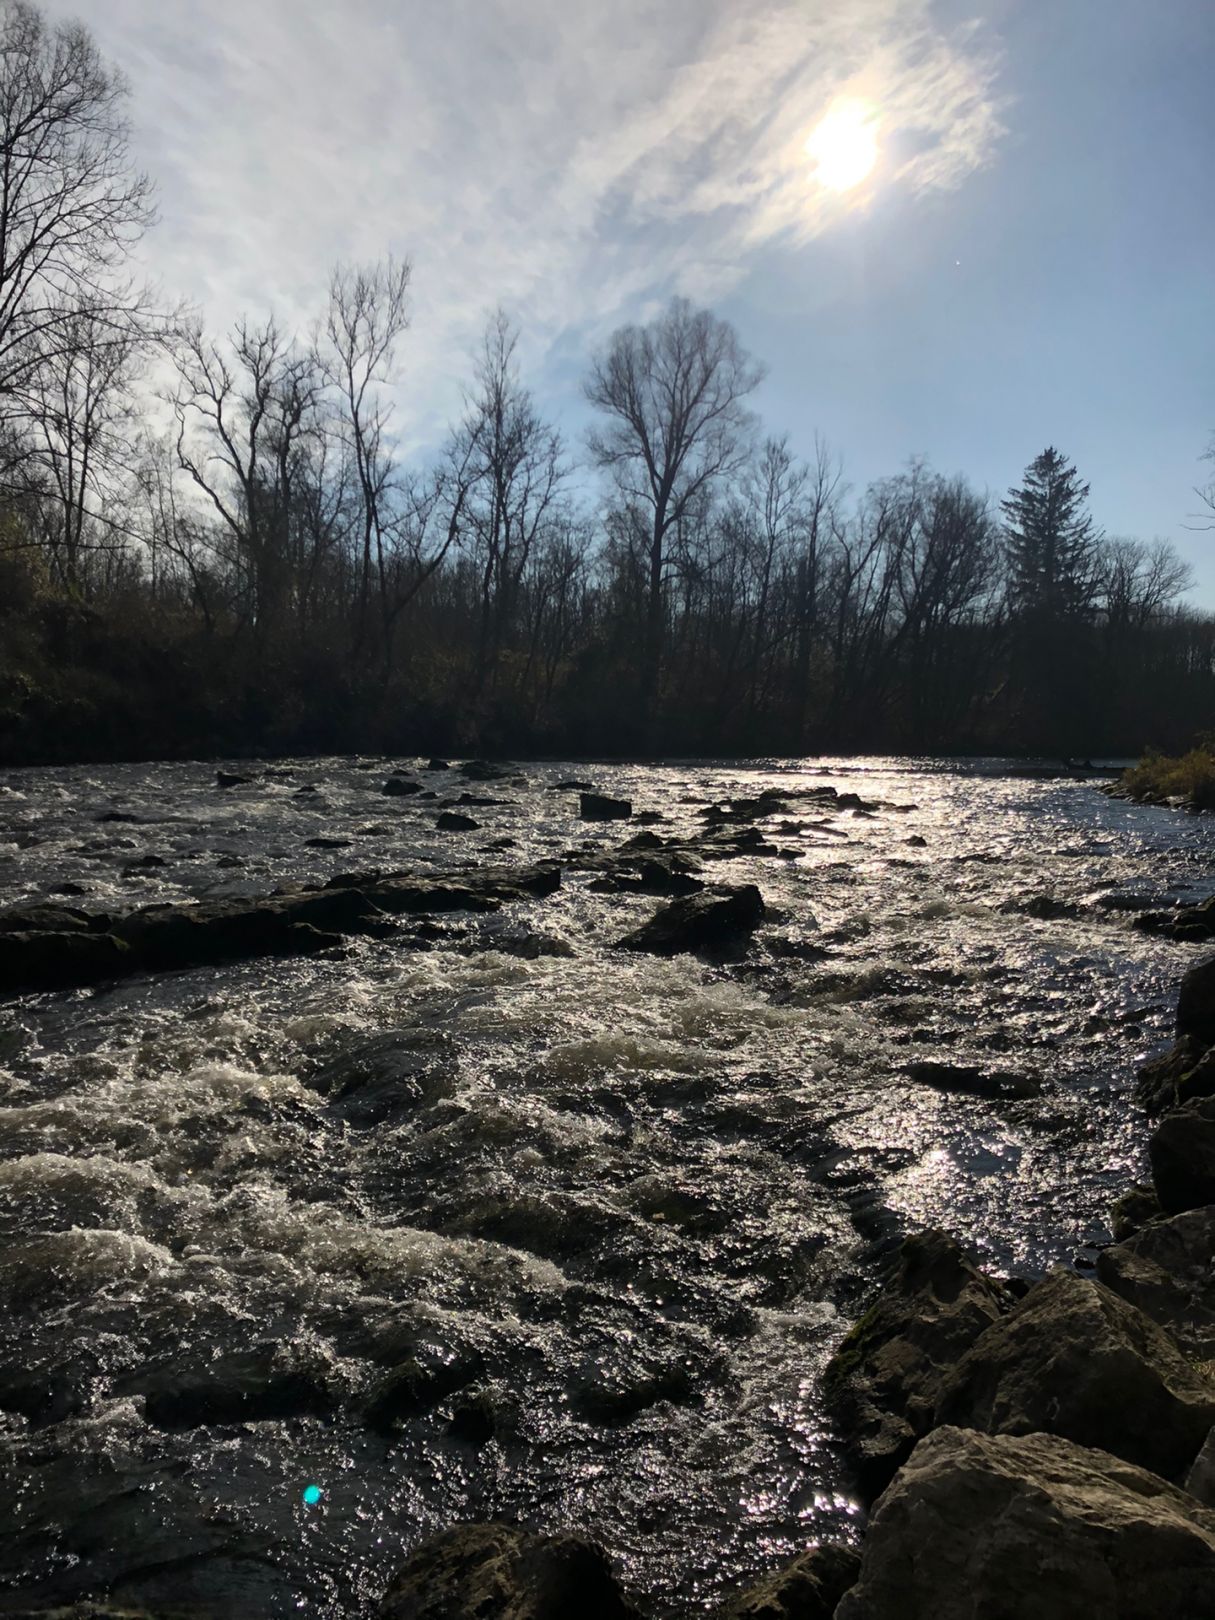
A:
<box><xmin>302</xmin><ymin>1484</ymin><xmax>324</xmax><ymax>1507</ymax></box>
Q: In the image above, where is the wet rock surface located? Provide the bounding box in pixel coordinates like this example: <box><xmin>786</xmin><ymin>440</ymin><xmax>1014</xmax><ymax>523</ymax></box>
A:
<box><xmin>835</xmin><ymin>1426</ymin><xmax>1215</xmax><ymax>1620</ymax></box>
<box><xmin>376</xmin><ymin>1523</ymin><xmax>638</xmax><ymax>1619</ymax></box>
<box><xmin>822</xmin><ymin>1229</ymin><xmax>1013</xmax><ymax>1500</ymax></box>
<box><xmin>617</xmin><ymin>885</ymin><xmax>765</xmax><ymax>958</ymax></box>
<box><xmin>1097</xmin><ymin>1203</ymin><xmax>1215</xmax><ymax>1360</ymax></box>
<box><xmin>1149</xmin><ymin>1095</ymin><xmax>1215</xmax><ymax>1213</ymax></box>
<box><xmin>715</xmin><ymin>1542</ymin><xmax>859</xmax><ymax>1619</ymax></box>
<box><xmin>932</xmin><ymin>1268</ymin><xmax>1215</xmax><ymax>1479</ymax></box>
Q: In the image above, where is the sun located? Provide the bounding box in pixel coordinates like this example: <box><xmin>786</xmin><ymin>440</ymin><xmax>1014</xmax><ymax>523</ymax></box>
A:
<box><xmin>806</xmin><ymin>99</ymin><xmax>879</xmax><ymax>192</ymax></box>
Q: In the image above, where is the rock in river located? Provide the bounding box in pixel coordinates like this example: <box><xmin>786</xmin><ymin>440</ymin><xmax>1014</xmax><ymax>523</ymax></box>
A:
<box><xmin>580</xmin><ymin>791</ymin><xmax>632</xmax><ymax>821</ymax></box>
<box><xmin>617</xmin><ymin>885</ymin><xmax>765</xmax><ymax>958</ymax></box>
<box><xmin>835</xmin><ymin>1426</ymin><xmax>1215</xmax><ymax>1620</ymax></box>
<box><xmin>437</xmin><ymin>811</ymin><xmax>480</xmax><ymax>832</ymax></box>
<box><xmin>933</xmin><ymin>1267</ymin><xmax>1215</xmax><ymax>1480</ymax></box>
<box><xmin>377</xmin><ymin>1523</ymin><xmax>638</xmax><ymax>1619</ymax></box>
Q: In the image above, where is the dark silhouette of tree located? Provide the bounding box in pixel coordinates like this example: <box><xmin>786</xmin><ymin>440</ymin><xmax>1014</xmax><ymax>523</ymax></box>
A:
<box><xmin>585</xmin><ymin>297</ymin><xmax>763</xmax><ymax>726</ymax></box>
<box><xmin>1001</xmin><ymin>447</ymin><xmax>1100</xmax><ymax>621</ymax></box>
<box><xmin>1000</xmin><ymin>447</ymin><xmax>1104</xmax><ymax>752</ymax></box>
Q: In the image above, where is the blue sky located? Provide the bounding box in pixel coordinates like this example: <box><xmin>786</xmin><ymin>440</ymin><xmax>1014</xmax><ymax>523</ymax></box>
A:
<box><xmin>66</xmin><ymin>0</ymin><xmax>1215</xmax><ymax>601</ymax></box>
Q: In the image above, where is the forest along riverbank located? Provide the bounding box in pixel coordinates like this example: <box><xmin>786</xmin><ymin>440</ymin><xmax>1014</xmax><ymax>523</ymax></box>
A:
<box><xmin>0</xmin><ymin>757</ymin><xmax>1213</xmax><ymax>1617</ymax></box>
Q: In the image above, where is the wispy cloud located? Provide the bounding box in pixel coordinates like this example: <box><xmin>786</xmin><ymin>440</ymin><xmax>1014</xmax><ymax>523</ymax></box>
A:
<box><xmin>50</xmin><ymin>0</ymin><xmax>1005</xmax><ymax>441</ymax></box>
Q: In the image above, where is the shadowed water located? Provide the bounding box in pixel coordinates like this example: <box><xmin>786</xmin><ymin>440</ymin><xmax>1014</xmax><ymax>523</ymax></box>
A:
<box><xmin>0</xmin><ymin>756</ymin><xmax>1211</xmax><ymax>1616</ymax></box>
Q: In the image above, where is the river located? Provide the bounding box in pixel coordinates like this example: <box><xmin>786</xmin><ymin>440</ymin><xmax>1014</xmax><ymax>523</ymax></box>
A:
<box><xmin>0</xmin><ymin>756</ymin><xmax>1211</xmax><ymax>1617</ymax></box>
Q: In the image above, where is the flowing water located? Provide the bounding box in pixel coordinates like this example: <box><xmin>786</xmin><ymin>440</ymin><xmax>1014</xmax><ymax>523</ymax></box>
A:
<box><xmin>0</xmin><ymin>757</ymin><xmax>1211</xmax><ymax>1617</ymax></box>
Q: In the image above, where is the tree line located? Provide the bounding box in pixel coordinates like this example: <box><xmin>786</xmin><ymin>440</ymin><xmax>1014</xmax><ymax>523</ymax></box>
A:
<box><xmin>0</xmin><ymin>0</ymin><xmax>1211</xmax><ymax>766</ymax></box>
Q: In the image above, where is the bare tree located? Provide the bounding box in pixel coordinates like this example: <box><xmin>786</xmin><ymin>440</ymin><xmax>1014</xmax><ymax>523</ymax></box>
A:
<box><xmin>1100</xmin><ymin>536</ymin><xmax>1193</xmax><ymax>633</ymax></box>
<box><xmin>170</xmin><ymin>317</ymin><xmax>323</xmax><ymax>643</ymax></box>
<box><xmin>459</xmin><ymin>310</ymin><xmax>565</xmax><ymax>690</ymax></box>
<box><xmin>22</xmin><ymin>298</ymin><xmax>140</xmax><ymax>591</ymax></box>
<box><xmin>0</xmin><ymin>2</ymin><xmax>155</xmax><ymax>415</ymax></box>
<box><xmin>585</xmin><ymin>296</ymin><xmax>763</xmax><ymax>711</ymax></box>
<box><xmin>321</xmin><ymin>256</ymin><xmax>411</xmax><ymax>652</ymax></box>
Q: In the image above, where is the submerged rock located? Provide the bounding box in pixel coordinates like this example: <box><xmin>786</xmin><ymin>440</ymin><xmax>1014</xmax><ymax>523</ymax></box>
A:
<box><xmin>903</xmin><ymin>1061</ymin><xmax>1041</xmax><ymax>1101</ymax></box>
<box><xmin>215</xmin><ymin>770</ymin><xmax>254</xmax><ymax>788</ymax></box>
<box><xmin>933</xmin><ymin>1268</ymin><xmax>1215</xmax><ymax>1479</ymax></box>
<box><xmin>1097</xmin><ymin>1204</ymin><xmax>1215</xmax><ymax>1360</ymax></box>
<box><xmin>1149</xmin><ymin>1095</ymin><xmax>1215</xmax><ymax>1213</ymax></box>
<box><xmin>617</xmin><ymin>885</ymin><xmax>765</xmax><ymax>958</ymax></box>
<box><xmin>437</xmin><ymin>811</ymin><xmax>480</xmax><ymax>832</ymax></box>
<box><xmin>822</xmin><ymin>1229</ymin><xmax>1013</xmax><ymax>1501</ymax></box>
<box><xmin>377</xmin><ymin>1523</ymin><xmax>637</xmax><ymax>1619</ymax></box>
<box><xmin>835</xmin><ymin>1426</ymin><xmax>1215</xmax><ymax>1620</ymax></box>
<box><xmin>309</xmin><ymin>1028</ymin><xmax>457</xmax><ymax>1125</ymax></box>
<box><xmin>138</xmin><ymin>1343</ymin><xmax>336</xmax><ymax>1429</ymax></box>
<box><xmin>580</xmin><ymin>791</ymin><xmax>632</xmax><ymax>822</ymax></box>
<box><xmin>717</xmin><ymin>1543</ymin><xmax>860</xmax><ymax>1618</ymax></box>
<box><xmin>364</xmin><ymin>1348</ymin><xmax>486</xmax><ymax>1433</ymax></box>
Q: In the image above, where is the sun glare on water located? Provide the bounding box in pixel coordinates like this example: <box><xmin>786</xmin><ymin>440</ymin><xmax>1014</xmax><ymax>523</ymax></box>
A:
<box><xmin>806</xmin><ymin>99</ymin><xmax>879</xmax><ymax>192</ymax></box>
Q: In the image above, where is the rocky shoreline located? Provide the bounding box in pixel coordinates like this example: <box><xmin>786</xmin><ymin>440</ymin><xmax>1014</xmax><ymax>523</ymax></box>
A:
<box><xmin>3</xmin><ymin>763</ymin><xmax>1214</xmax><ymax>1616</ymax></box>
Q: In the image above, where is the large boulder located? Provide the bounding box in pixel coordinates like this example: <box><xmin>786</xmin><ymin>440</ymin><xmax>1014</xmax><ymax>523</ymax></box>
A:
<box><xmin>1097</xmin><ymin>1204</ymin><xmax>1215</xmax><ymax>1360</ymax></box>
<box><xmin>382</xmin><ymin>776</ymin><xmax>423</xmax><ymax>796</ymax></box>
<box><xmin>1179</xmin><ymin>954</ymin><xmax>1215</xmax><ymax>1045</ymax></box>
<box><xmin>1150</xmin><ymin>1096</ymin><xmax>1215</xmax><ymax>1213</ymax></box>
<box><xmin>835</xmin><ymin>1426</ymin><xmax>1215</xmax><ymax>1620</ymax></box>
<box><xmin>376</xmin><ymin>1523</ymin><xmax>637</xmax><ymax>1619</ymax></box>
<box><xmin>822</xmin><ymin>1229</ymin><xmax>1012</xmax><ymax>1501</ymax></box>
<box><xmin>716</xmin><ymin>1543</ymin><xmax>859</xmax><ymax>1618</ymax></box>
<box><xmin>933</xmin><ymin>1268</ymin><xmax>1215</xmax><ymax>1479</ymax></box>
<box><xmin>617</xmin><ymin>886</ymin><xmax>765</xmax><ymax>959</ymax></box>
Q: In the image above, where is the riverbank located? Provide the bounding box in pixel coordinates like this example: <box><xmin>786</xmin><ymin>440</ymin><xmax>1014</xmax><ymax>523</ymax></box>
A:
<box><xmin>1108</xmin><ymin>746</ymin><xmax>1215</xmax><ymax>812</ymax></box>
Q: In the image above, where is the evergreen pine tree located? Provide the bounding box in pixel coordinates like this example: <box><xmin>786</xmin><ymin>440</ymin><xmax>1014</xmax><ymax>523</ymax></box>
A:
<box><xmin>1001</xmin><ymin>447</ymin><xmax>1100</xmax><ymax>620</ymax></box>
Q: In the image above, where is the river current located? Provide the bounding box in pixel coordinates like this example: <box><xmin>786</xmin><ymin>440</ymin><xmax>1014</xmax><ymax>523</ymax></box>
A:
<box><xmin>0</xmin><ymin>756</ymin><xmax>1211</xmax><ymax>1617</ymax></box>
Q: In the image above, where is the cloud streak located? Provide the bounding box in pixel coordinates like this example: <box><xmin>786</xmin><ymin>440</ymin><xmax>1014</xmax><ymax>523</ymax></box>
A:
<box><xmin>48</xmin><ymin>0</ymin><xmax>1005</xmax><ymax>443</ymax></box>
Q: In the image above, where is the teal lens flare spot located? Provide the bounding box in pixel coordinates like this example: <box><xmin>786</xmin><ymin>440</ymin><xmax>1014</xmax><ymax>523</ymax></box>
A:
<box><xmin>302</xmin><ymin>1484</ymin><xmax>324</xmax><ymax>1507</ymax></box>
